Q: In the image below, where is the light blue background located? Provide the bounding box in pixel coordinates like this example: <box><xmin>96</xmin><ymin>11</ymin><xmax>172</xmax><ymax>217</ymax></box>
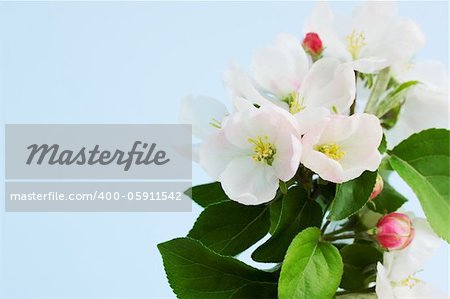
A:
<box><xmin>0</xmin><ymin>1</ymin><xmax>448</xmax><ymax>298</ymax></box>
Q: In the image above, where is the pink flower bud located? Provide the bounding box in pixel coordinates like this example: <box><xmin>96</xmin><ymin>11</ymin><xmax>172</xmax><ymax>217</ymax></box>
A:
<box><xmin>376</xmin><ymin>212</ymin><xmax>415</xmax><ymax>251</ymax></box>
<box><xmin>370</xmin><ymin>174</ymin><xmax>384</xmax><ymax>200</ymax></box>
<box><xmin>302</xmin><ymin>32</ymin><xmax>323</xmax><ymax>56</ymax></box>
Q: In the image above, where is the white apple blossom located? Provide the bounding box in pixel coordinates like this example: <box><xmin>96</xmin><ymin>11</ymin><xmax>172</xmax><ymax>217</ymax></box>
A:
<box><xmin>305</xmin><ymin>2</ymin><xmax>425</xmax><ymax>73</ymax></box>
<box><xmin>386</xmin><ymin>61</ymin><xmax>450</xmax><ymax>147</ymax></box>
<box><xmin>178</xmin><ymin>94</ymin><xmax>260</xmax><ymax>162</ymax></box>
<box><xmin>199</xmin><ymin>105</ymin><xmax>301</xmax><ymax>205</ymax></box>
<box><xmin>375</xmin><ymin>217</ymin><xmax>448</xmax><ymax>299</ymax></box>
<box><xmin>178</xmin><ymin>95</ymin><xmax>229</xmax><ymax>162</ymax></box>
<box><xmin>179</xmin><ymin>95</ymin><xmax>228</xmax><ymax>140</ymax></box>
<box><xmin>224</xmin><ymin>34</ymin><xmax>356</xmax><ymax>134</ymax></box>
<box><xmin>301</xmin><ymin>113</ymin><xmax>382</xmax><ymax>183</ymax></box>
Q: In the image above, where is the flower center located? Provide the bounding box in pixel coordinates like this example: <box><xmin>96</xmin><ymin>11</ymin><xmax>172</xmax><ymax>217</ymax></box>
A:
<box><xmin>315</xmin><ymin>143</ymin><xmax>346</xmax><ymax>160</ymax></box>
<box><xmin>346</xmin><ymin>30</ymin><xmax>366</xmax><ymax>60</ymax></box>
<box><xmin>282</xmin><ymin>92</ymin><xmax>305</xmax><ymax>114</ymax></box>
<box><xmin>393</xmin><ymin>276</ymin><xmax>422</xmax><ymax>289</ymax></box>
<box><xmin>248</xmin><ymin>136</ymin><xmax>277</xmax><ymax>166</ymax></box>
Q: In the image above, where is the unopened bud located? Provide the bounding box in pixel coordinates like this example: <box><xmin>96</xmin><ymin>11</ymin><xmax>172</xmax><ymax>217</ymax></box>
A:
<box><xmin>370</xmin><ymin>174</ymin><xmax>384</xmax><ymax>200</ymax></box>
<box><xmin>302</xmin><ymin>32</ymin><xmax>323</xmax><ymax>56</ymax></box>
<box><xmin>376</xmin><ymin>212</ymin><xmax>415</xmax><ymax>251</ymax></box>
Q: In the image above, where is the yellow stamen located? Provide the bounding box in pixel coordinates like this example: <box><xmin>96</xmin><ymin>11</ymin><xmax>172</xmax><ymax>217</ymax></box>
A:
<box><xmin>315</xmin><ymin>143</ymin><xmax>346</xmax><ymax>160</ymax></box>
<box><xmin>393</xmin><ymin>276</ymin><xmax>422</xmax><ymax>289</ymax></box>
<box><xmin>209</xmin><ymin>118</ymin><xmax>221</xmax><ymax>129</ymax></box>
<box><xmin>282</xmin><ymin>92</ymin><xmax>305</xmax><ymax>114</ymax></box>
<box><xmin>248</xmin><ymin>136</ymin><xmax>277</xmax><ymax>166</ymax></box>
<box><xmin>346</xmin><ymin>30</ymin><xmax>367</xmax><ymax>60</ymax></box>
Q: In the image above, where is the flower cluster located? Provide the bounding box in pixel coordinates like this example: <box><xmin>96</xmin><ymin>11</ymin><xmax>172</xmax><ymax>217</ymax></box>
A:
<box><xmin>184</xmin><ymin>33</ymin><xmax>383</xmax><ymax>204</ymax></box>
<box><xmin>162</xmin><ymin>2</ymin><xmax>450</xmax><ymax>299</ymax></box>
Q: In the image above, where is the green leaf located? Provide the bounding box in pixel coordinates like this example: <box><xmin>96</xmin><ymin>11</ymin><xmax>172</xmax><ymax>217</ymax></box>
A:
<box><xmin>378</xmin><ymin>156</ymin><xmax>393</xmax><ymax>171</ymax></box>
<box><xmin>380</xmin><ymin>104</ymin><xmax>402</xmax><ymax>130</ymax></box>
<box><xmin>315</xmin><ymin>183</ymin><xmax>337</xmax><ymax>212</ymax></box>
<box><xmin>188</xmin><ymin>201</ymin><xmax>270</xmax><ymax>256</ymax></box>
<box><xmin>376</xmin><ymin>80</ymin><xmax>420</xmax><ymax>118</ymax></box>
<box><xmin>389</xmin><ymin>128</ymin><xmax>450</xmax><ymax>242</ymax></box>
<box><xmin>278</xmin><ymin>227</ymin><xmax>343</xmax><ymax>299</ymax></box>
<box><xmin>158</xmin><ymin>238</ymin><xmax>277</xmax><ymax>299</ymax></box>
<box><xmin>390</xmin><ymin>80</ymin><xmax>420</xmax><ymax>96</ymax></box>
<box><xmin>185</xmin><ymin>182</ymin><xmax>229</xmax><ymax>207</ymax></box>
<box><xmin>328</xmin><ymin>171</ymin><xmax>377</xmax><ymax>221</ymax></box>
<box><xmin>340</xmin><ymin>244</ymin><xmax>382</xmax><ymax>291</ymax></box>
<box><xmin>252</xmin><ymin>187</ymin><xmax>322</xmax><ymax>263</ymax></box>
<box><xmin>368</xmin><ymin>179</ymin><xmax>407</xmax><ymax>214</ymax></box>
<box><xmin>378</xmin><ymin>134</ymin><xmax>387</xmax><ymax>154</ymax></box>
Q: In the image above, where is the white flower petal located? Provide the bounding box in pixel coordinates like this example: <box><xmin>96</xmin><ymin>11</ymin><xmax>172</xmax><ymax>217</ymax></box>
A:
<box><xmin>231</xmin><ymin>96</ymin><xmax>259</xmax><ymax>112</ymax></box>
<box><xmin>350</xmin><ymin>57</ymin><xmax>390</xmax><ymax>74</ymax></box>
<box><xmin>386</xmin><ymin>60</ymin><xmax>449</xmax><ymax>147</ymax></box>
<box><xmin>223</xmin><ymin>62</ymin><xmax>275</xmax><ymax>108</ymax></box>
<box><xmin>300</xmin><ymin>122</ymin><xmax>325</xmax><ymax>149</ymax></box>
<box><xmin>343</xmin><ymin>113</ymin><xmax>384</xmax><ymax>149</ymax></box>
<box><xmin>191</xmin><ymin>143</ymin><xmax>201</xmax><ymax>163</ymax></box>
<box><xmin>179</xmin><ymin>95</ymin><xmax>228</xmax><ymax>140</ymax></box>
<box><xmin>223</xmin><ymin>105</ymin><xmax>299</xmax><ymax>149</ymax></box>
<box><xmin>272</xmin><ymin>132</ymin><xmax>302</xmax><ymax>182</ymax></box>
<box><xmin>301</xmin><ymin>149</ymin><xmax>345</xmax><ymax>183</ymax></box>
<box><xmin>370</xmin><ymin>18</ymin><xmax>425</xmax><ymax>69</ymax></box>
<box><xmin>339</xmin><ymin>150</ymin><xmax>381</xmax><ymax>180</ymax></box>
<box><xmin>351</xmin><ymin>2</ymin><xmax>424</xmax><ymax>70</ymax></box>
<box><xmin>393</xmin><ymin>281</ymin><xmax>449</xmax><ymax>299</ymax></box>
<box><xmin>299</xmin><ymin>58</ymin><xmax>356</xmax><ymax>112</ymax></box>
<box><xmin>219</xmin><ymin>156</ymin><xmax>279</xmax><ymax>205</ymax></box>
<box><xmin>252</xmin><ymin>34</ymin><xmax>309</xmax><ymax>98</ymax></box>
<box><xmin>386</xmin><ymin>86</ymin><xmax>449</xmax><ymax>147</ymax></box>
<box><xmin>316</xmin><ymin>114</ymin><xmax>357</xmax><ymax>144</ymax></box>
<box><xmin>336</xmin><ymin>294</ymin><xmax>377</xmax><ymax>299</ymax></box>
<box><xmin>338</xmin><ymin>114</ymin><xmax>383</xmax><ymax>176</ymax></box>
<box><xmin>301</xmin><ymin>114</ymin><xmax>382</xmax><ymax>183</ymax></box>
<box><xmin>399</xmin><ymin>60</ymin><xmax>449</xmax><ymax>89</ymax></box>
<box><xmin>304</xmin><ymin>3</ymin><xmax>352</xmax><ymax>62</ymax></box>
<box><xmin>200</xmin><ymin>105</ymin><xmax>301</xmax><ymax>204</ymax></box>
<box><xmin>199</xmin><ymin>130</ymin><xmax>241</xmax><ymax>180</ymax></box>
<box><xmin>376</xmin><ymin>262</ymin><xmax>396</xmax><ymax>299</ymax></box>
<box><xmin>306</xmin><ymin>1</ymin><xmax>423</xmax><ymax>72</ymax></box>
<box><xmin>174</xmin><ymin>142</ymin><xmax>201</xmax><ymax>164</ymax></box>
<box><xmin>294</xmin><ymin>107</ymin><xmax>331</xmax><ymax>135</ymax></box>
<box><xmin>304</xmin><ymin>2</ymin><xmax>334</xmax><ymax>32</ymax></box>
<box><xmin>353</xmin><ymin>2</ymin><xmax>398</xmax><ymax>20</ymax></box>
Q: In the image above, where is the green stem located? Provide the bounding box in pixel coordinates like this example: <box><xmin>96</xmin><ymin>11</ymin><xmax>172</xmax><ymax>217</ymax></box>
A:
<box><xmin>364</xmin><ymin>67</ymin><xmax>391</xmax><ymax>113</ymax></box>
<box><xmin>324</xmin><ymin>226</ymin><xmax>353</xmax><ymax>237</ymax></box>
<box><xmin>324</xmin><ymin>233</ymin><xmax>356</xmax><ymax>241</ymax></box>
<box><xmin>321</xmin><ymin>220</ymin><xmax>331</xmax><ymax>234</ymax></box>
<box><xmin>335</xmin><ymin>287</ymin><xmax>376</xmax><ymax>297</ymax></box>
